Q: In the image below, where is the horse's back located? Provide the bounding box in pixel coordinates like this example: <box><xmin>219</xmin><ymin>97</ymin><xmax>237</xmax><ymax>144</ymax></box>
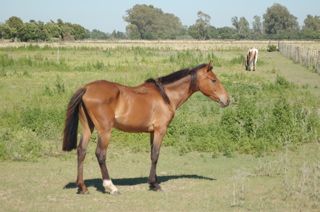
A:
<box><xmin>248</xmin><ymin>48</ymin><xmax>258</xmax><ymax>58</ymax></box>
<box><xmin>84</xmin><ymin>80</ymin><xmax>120</xmax><ymax>99</ymax></box>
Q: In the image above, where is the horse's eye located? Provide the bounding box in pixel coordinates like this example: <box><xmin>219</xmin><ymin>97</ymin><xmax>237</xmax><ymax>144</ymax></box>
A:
<box><xmin>212</xmin><ymin>79</ymin><xmax>216</xmax><ymax>83</ymax></box>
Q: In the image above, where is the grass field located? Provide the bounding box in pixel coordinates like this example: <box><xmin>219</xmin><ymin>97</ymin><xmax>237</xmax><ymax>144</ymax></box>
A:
<box><xmin>0</xmin><ymin>40</ymin><xmax>319</xmax><ymax>211</ymax></box>
<box><xmin>1</xmin><ymin>143</ymin><xmax>319</xmax><ymax>211</ymax></box>
<box><xmin>0</xmin><ymin>40</ymin><xmax>319</xmax><ymax>51</ymax></box>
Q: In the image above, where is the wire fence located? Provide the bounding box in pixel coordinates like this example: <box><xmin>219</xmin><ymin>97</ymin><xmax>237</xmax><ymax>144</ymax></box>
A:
<box><xmin>278</xmin><ymin>41</ymin><xmax>320</xmax><ymax>74</ymax></box>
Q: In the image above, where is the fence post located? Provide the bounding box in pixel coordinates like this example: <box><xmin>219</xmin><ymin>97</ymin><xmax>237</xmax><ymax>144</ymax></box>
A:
<box><xmin>307</xmin><ymin>49</ymin><xmax>311</xmax><ymax>67</ymax></box>
<box><xmin>279</xmin><ymin>41</ymin><xmax>284</xmax><ymax>53</ymax></box>
<box><xmin>317</xmin><ymin>51</ymin><xmax>320</xmax><ymax>74</ymax></box>
<box><xmin>295</xmin><ymin>47</ymin><xmax>300</xmax><ymax>63</ymax></box>
<box><xmin>279</xmin><ymin>42</ymin><xmax>319</xmax><ymax>75</ymax></box>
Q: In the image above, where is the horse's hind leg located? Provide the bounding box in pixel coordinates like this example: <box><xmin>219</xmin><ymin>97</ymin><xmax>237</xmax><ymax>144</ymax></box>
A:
<box><xmin>76</xmin><ymin>106</ymin><xmax>93</xmax><ymax>194</ymax></box>
<box><xmin>95</xmin><ymin>127</ymin><xmax>120</xmax><ymax>195</ymax></box>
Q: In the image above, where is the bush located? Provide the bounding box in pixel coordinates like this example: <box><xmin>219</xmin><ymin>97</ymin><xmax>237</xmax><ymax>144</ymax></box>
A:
<box><xmin>20</xmin><ymin>106</ymin><xmax>64</xmax><ymax>134</ymax></box>
<box><xmin>267</xmin><ymin>44</ymin><xmax>278</xmax><ymax>52</ymax></box>
<box><xmin>0</xmin><ymin>54</ymin><xmax>14</xmax><ymax>67</ymax></box>
<box><xmin>0</xmin><ymin>128</ymin><xmax>42</xmax><ymax>161</ymax></box>
<box><xmin>229</xmin><ymin>54</ymin><xmax>246</xmax><ymax>65</ymax></box>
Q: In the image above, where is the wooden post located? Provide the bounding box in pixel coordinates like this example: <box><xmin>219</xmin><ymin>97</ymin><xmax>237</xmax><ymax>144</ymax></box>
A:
<box><xmin>317</xmin><ymin>51</ymin><xmax>320</xmax><ymax>74</ymax></box>
<box><xmin>295</xmin><ymin>47</ymin><xmax>300</xmax><ymax>63</ymax></box>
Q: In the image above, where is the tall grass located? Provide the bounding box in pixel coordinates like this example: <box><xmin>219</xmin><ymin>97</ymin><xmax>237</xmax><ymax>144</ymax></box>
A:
<box><xmin>0</xmin><ymin>45</ymin><xmax>319</xmax><ymax>161</ymax></box>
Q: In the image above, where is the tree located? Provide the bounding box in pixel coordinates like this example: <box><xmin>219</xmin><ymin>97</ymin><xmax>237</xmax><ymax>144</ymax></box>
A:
<box><xmin>126</xmin><ymin>24</ymin><xmax>141</xmax><ymax>39</ymax></box>
<box><xmin>89</xmin><ymin>29</ymin><xmax>110</xmax><ymax>40</ymax></box>
<box><xmin>54</xmin><ymin>19</ymin><xmax>86</xmax><ymax>40</ymax></box>
<box><xmin>34</xmin><ymin>20</ymin><xmax>50</xmax><ymax>41</ymax></box>
<box><xmin>301</xmin><ymin>15</ymin><xmax>320</xmax><ymax>39</ymax></box>
<box><xmin>56</xmin><ymin>19</ymin><xmax>70</xmax><ymax>40</ymax></box>
<box><xmin>231</xmin><ymin>16</ymin><xmax>240</xmax><ymax>33</ymax></box>
<box><xmin>231</xmin><ymin>16</ymin><xmax>250</xmax><ymax>34</ymax></box>
<box><xmin>123</xmin><ymin>4</ymin><xmax>156</xmax><ymax>39</ymax></box>
<box><xmin>188</xmin><ymin>11</ymin><xmax>211</xmax><ymax>40</ymax></box>
<box><xmin>0</xmin><ymin>23</ymin><xmax>12</xmax><ymax>39</ymax></box>
<box><xmin>111</xmin><ymin>30</ymin><xmax>126</xmax><ymax>39</ymax></box>
<box><xmin>263</xmin><ymin>3</ymin><xmax>299</xmax><ymax>35</ymax></box>
<box><xmin>252</xmin><ymin>15</ymin><xmax>262</xmax><ymax>35</ymax></box>
<box><xmin>210</xmin><ymin>27</ymin><xmax>237</xmax><ymax>39</ymax></box>
<box><xmin>18</xmin><ymin>22</ymin><xmax>40</xmax><ymax>41</ymax></box>
<box><xmin>1</xmin><ymin>16</ymin><xmax>88</xmax><ymax>41</ymax></box>
<box><xmin>160</xmin><ymin>13</ymin><xmax>183</xmax><ymax>39</ymax></box>
<box><xmin>231</xmin><ymin>16</ymin><xmax>250</xmax><ymax>39</ymax></box>
<box><xmin>123</xmin><ymin>4</ymin><xmax>183</xmax><ymax>39</ymax></box>
<box><xmin>303</xmin><ymin>15</ymin><xmax>320</xmax><ymax>31</ymax></box>
<box><xmin>5</xmin><ymin>16</ymin><xmax>24</xmax><ymax>39</ymax></box>
<box><xmin>71</xmin><ymin>24</ymin><xmax>86</xmax><ymax>40</ymax></box>
<box><xmin>44</xmin><ymin>21</ymin><xmax>61</xmax><ymax>39</ymax></box>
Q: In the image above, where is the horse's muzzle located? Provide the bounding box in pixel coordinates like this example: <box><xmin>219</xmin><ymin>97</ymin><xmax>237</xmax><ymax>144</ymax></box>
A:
<box><xmin>219</xmin><ymin>98</ymin><xmax>230</xmax><ymax>107</ymax></box>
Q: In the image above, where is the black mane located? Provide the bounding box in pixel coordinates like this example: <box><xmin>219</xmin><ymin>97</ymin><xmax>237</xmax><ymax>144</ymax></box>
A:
<box><xmin>145</xmin><ymin>63</ymin><xmax>209</xmax><ymax>104</ymax></box>
<box><xmin>156</xmin><ymin>63</ymin><xmax>207</xmax><ymax>85</ymax></box>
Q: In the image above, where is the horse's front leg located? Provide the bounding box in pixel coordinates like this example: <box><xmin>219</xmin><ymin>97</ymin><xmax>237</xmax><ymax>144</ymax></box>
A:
<box><xmin>148</xmin><ymin>130</ymin><xmax>166</xmax><ymax>191</ymax></box>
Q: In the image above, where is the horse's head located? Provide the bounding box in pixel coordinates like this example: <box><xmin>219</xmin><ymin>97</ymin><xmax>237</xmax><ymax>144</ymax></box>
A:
<box><xmin>197</xmin><ymin>61</ymin><xmax>230</xmax><ymax>107</ymax></box>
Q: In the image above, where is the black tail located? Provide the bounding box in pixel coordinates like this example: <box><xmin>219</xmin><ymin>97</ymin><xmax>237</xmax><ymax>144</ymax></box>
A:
<box><xmin>62</xmin><ymin>87</ymin><xmax>87</xmax><ymax>151</ymax></box>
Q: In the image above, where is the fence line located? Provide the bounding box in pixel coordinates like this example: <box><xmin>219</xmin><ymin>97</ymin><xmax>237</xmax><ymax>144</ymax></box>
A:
<box><xmin>278</xmin><ymin>41</ymin><xmax>320</xmax><ymax>74</ymax></box>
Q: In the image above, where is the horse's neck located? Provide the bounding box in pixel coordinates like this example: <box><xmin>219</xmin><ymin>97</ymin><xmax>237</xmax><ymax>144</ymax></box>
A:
<box><xmin>163</xmin><ymin>77</ymin><xmax>195</xmax><ymax>110</ymax></box>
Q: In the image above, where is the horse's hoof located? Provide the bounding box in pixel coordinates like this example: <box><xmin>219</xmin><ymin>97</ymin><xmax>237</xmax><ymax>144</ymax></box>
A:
<box><xmin>77</xmin><ymin>190</ymin><xmax>90</xmax><ymax>195</ymax></box>
<box><xmin>111</xmin><ymin>190</ymin><xmax>121</xmax><ymax>195</ymax></box>
<box><xmin>149</xmin><ymin>185</ymin><xmax>162</xmax><ymax>191</ymax></box>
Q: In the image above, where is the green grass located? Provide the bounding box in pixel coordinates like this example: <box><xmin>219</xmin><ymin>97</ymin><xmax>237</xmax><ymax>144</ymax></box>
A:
<box><xmin>0</xmin><ymin>143</ymin><xmax>319</xmax><ymax>211</ymax></box>
<box><xmin>0</xmin><ymin>43</ymin><xmax>320</xmax><ymax>161</ymax></box>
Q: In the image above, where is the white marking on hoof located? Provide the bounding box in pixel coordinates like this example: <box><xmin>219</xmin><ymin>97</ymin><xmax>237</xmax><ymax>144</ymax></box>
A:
<box><xmin>103</xmin><ymin>179</ymin><xmax>119</xmax><ymax>194</ymax></box>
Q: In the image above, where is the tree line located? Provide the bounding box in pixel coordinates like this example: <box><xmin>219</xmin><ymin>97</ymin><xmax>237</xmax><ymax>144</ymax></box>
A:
<box><xmin>0</xmin><ymin>17</ymin><xmax>87</xmax><ymax>42</ymax></box>
<box><xmin>1</xmin><ymin>3</ymin><xmax>319</xmax><ymax>41</ymax></box>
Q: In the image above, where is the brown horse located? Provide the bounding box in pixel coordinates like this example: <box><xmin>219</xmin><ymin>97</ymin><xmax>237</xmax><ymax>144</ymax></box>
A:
<box><xmin>62</xmin><ymin>61</ymin><xmax>230</xmax><ymax>194</ymax></box>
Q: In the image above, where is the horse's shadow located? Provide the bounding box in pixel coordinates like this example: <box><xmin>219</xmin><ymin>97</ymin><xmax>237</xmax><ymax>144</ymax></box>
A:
<box><xmin>63</xmin><ymin>175</ymin><xmax>216</xmax><ymax>193</ymax></box>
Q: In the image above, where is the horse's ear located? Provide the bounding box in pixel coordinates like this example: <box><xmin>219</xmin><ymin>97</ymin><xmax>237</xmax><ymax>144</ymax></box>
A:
<box><xmin>206</xmin><ymin>61</ymin><xmax>213</xmax><ymax>72</ymax></box>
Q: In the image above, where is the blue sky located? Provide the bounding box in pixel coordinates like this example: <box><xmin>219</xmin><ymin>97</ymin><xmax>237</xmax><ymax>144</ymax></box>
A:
<box><xmin>1</xmin><ymin>0</ymin><xmax>319</xmax><ymax>33</ymax></box>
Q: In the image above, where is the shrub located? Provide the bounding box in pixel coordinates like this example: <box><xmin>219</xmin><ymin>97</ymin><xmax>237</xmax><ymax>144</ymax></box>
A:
<box><xmin>229</xmin><ymin>54</ymin><xmax>246</xmax><ymax>65</ymax></box>
<box><xmin>0</xmin><ymin>54</ymin><xmax>14</xmax><ymax>67</ymax></box>
<box><xmin>20</xmin><ymin>106</ymin><xmax>64</xmax><ymax>135</ymax></box>
<box><xmin>93</xmin><ymin>60</ymin><xmax>105</xmax><ymax>70</ymax></box>
<box><xmin>267</xmin><ymin>44</ymin><xmax>278</xmax><ymax>52</ymax></box>
<box><xmin>0</xmin><ymin>128</ymin><xmax>42</xmax><ymax>161</ymax></box>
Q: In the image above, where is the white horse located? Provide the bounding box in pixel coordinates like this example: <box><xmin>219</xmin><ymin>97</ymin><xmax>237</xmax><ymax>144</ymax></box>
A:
<box><xmin>245</xmin><ymin>48</ymin><xmax>258</xmax><ymax>71</ymax></box>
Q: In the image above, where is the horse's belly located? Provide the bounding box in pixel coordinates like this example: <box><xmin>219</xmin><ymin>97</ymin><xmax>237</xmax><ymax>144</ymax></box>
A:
<box><xmin>113</xmin><ymin>114</ymin><xmax>154</xmax><ymax>133</ymax></box>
